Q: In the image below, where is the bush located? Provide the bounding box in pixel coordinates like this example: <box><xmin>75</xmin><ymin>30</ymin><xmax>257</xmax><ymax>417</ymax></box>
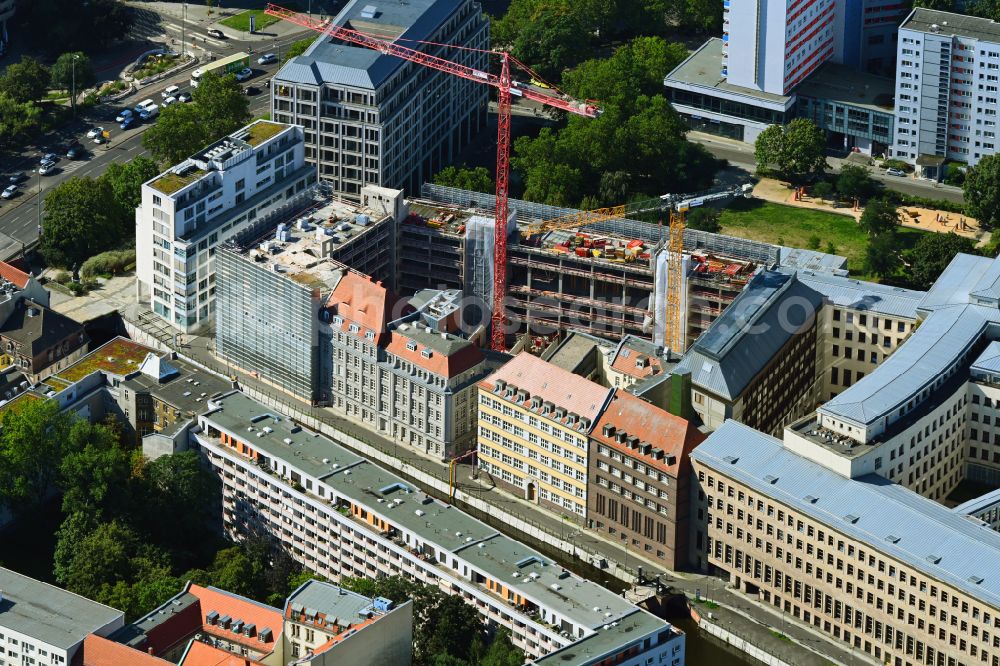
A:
<box><xmin>807</xmin><ymin>235</ymin><xmax>822</xmax><ymax>250</ymax></box>
<box><xmin>882</xmin><ymin>158</ymin><xmax>910</xmax><ymax>172</ymax></box>
<box><xmin>79</xmin><ymin>249</ymin><xmax>135</xmax><ymax>279</ymax></box>
<box><xmin>67</xmin><ymin>281</ymin><xmax>85</xmax><ymax>295</ymax></box>
<box><xmin>944</xmin><ymin>165</ymin><xmax>965</xmax><ymax>187</ymax></box>
<box><xmin>883</xmin><ymin>190</ymin><xmax>965</xmax><ymax>215</ymax></box>
<box><xmin>51</xmin><ymin>270</ymin><xmax>70</xmax><ymax>284</ymax></box>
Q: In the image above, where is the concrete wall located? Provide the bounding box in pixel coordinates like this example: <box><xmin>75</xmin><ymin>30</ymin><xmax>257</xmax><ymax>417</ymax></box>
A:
<box><xmin>308</xmin><ymin>601</ymin><xmax>413</xmax><ymax>666</ymax></box>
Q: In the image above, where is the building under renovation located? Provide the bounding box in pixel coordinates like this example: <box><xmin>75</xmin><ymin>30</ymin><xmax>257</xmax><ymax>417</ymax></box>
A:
<box><xmin>406</xmin><ymin>184</ymin><xmax>835</xmax><ymax>353</ymax></box>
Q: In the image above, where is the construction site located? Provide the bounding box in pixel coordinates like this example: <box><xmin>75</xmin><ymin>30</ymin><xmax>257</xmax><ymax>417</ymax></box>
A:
<box><xmin>400</xmin><ymin>184</ymin><xmax>791</xmax><ymax>354</ymax></box>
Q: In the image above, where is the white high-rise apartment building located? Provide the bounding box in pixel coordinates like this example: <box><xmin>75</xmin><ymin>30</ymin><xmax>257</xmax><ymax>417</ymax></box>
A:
<box><xmin>723</xmin><ymin>0</ymin><xmax>839</xmax><ymax>94</ymax></box>
<box><xmin>270</xmin><ymin>0</ymin><xmax>489</xmax><ymax>197</ymax></box>
<box><xmin>135</xmin><ymin>121</ymin><xmax>314</xmax><ymax>333</ymax></box>
<box><xmin>892</xmin><ymin>9</ymin><xmax>1000</xmax><ymax>168</ymax></box>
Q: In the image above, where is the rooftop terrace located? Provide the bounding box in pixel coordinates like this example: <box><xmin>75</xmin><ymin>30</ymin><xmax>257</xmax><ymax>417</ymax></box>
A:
<box><xmin>56</xmin><ymin>337</ymin><xmax>155</xmax><ymax>383</ymax></box>
<box><xmin>149</xmin><ymin>165</ymin><xmax>207</xmax><ymax>195</ymax></box>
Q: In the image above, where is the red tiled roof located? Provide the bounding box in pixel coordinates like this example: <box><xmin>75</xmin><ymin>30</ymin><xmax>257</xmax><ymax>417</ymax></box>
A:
<box><xmin>0</xmin><ymin>261</ymin><xmax>30</xmax><ymax>289</ymax></box>
<box><xmin>179</xmin><ymin>640</ymin><xmax>261</xmax><ymax>666</ymax></box>
<box><xmin>591</xmin><ymin>392</ymin><xmax>704</xmax><ymax>476</ymax></box>
<box><xmin>610</xmin><ymin>346</ymin><xmax>663</xmax><ymax>379</ymax></box>
<box><xmin>385</xmin><ymin>331</ymin><xmax>484</xmax><ymax>378</ymax></box>
<box><xmin>189</xmin><ymin>584</ymin><xmax>283</xmax><ymax>650</ymax></box>
<box><xmin>79</xmin><ymin>635</ymin><xmax>174</xmax><ymax>666</ymax></box>
<box><xmin>327</xmin><ymin>272</ymin><xmax>408</xmax><ymax>334</ymax></box>
<box><xmin>479</xmin><ymin>352</ymin><xmax>612</xmax><ymax>423</ymax></box>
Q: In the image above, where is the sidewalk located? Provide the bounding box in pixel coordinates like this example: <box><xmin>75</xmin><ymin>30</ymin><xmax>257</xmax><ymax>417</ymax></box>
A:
<box><xmin>119</xmin><ymin>304</ymin><xmax>878</xmax><ymax>666</ymax></box>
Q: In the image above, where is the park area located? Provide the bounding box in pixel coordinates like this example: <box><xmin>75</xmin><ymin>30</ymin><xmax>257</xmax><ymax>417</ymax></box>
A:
<box><xmin>219</xmin><ymin>8</ymin><xmax>284</xmax><ymax>33</ymax></box>
<box><xmin>718</xmin><ymin>198</ymin><xmax>930</xmax><ymax>282</ymax></box>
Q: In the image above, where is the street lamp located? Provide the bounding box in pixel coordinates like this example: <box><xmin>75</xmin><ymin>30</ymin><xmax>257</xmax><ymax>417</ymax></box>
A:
<box><xmin>181</xmin><ymin>3</ymin><xmax>187</xmax><ymax>58</ymax></box>
<box><xmin>71</xmin><ymin>54</ymin><xmax>80</xmax><ymax>118</ymax></box>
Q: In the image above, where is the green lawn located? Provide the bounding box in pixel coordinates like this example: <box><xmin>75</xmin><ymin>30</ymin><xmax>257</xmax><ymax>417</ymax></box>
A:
<box><xmin>719</xmin><ymin>199</ymin><xmax>928</xmax><ymax>281</ymax></box>
<box><xmin>219</xmin><ymin>9</ymin><xmax>282</xmax><ymax>33</ymax></box>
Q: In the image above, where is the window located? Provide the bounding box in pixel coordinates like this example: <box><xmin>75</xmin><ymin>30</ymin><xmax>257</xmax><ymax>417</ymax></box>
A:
<box><xmin>152</xmin><ymin>195</ymin><xmax>162</xmax><ymax>206</ymax></box>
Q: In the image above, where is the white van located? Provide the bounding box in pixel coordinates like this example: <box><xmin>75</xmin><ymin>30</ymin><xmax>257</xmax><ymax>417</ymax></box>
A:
<box><xmin>139</xmin><ymin>104</ymin><xmax>160</xmax><ymax>121</ymax></box>
<box><xmin>161</xmin><ymin>85</ymin><xmax>180</xmax><ymax>99</ymax></box>
<box><xmin>134</xmin><ymin>98</ymin><xmax>155</xmax><ymax>114</ymax></box>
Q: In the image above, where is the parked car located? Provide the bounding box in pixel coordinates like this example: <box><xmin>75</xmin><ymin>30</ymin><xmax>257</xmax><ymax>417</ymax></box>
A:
<box><xmin>161</xmin><ymin>85</ymin><xmax>180</xmax><ymax>99</ymax></box>
<box><xmin>243</xmin><ymin>86</ymin><xmax>260</xmax><ymax>96</ymax></box>
<box><xmin>207</xmin><ymin>28</ymin><xmax>226</xmax><ymax>39</ymax></box>
<box><xmin>93</xmin><ymin>134</ymin><xmax>107</xmax><ymax>145</ymax></box>
<box><xmin>40</xmin><ymin>153</ymin><xmax>58</xmax><ymax>164</ymax></box>
<box><xmin>120</xmin><ymin>116</ymin><xmax>138</xmax><ymax>130</ymax></box>
<box><xmin>257</xmin><ymin>53</ymin><xmax>278</xmax><ymax>65</ymax></box>
<box><xmin>86</xmin><ymin>126</ymin><xmax>104</xmax><ymax>139</ymax></box>
<box><xmin>886</xmin><ymin>168</ymin><xmax>906</xmax><ymax>177</ymax></box>
<box><xmin>66</xmin><ymin>145</ymin><xmax>84</xmax><ymax>159</ymax></box>
<box><xmin>1</xmin><ymin>185</ymin><xmax>18</xmax><ymax>199</ymax></box>
<box><xmin>234</xmin><ymin>67</ymin><xmax>253</xmax><ymax>82</ymax></box>
<box><xmin>115</xmin><ymin>108</ymin><xmax>133</xmax><ymax>123</ymax></box>
<box><xmin>139</xmin><ymin>104</ymin><xmax>160</xmax><ymax>121</ymax></box>
<box><xmin>38</xmin><ymin>161</ymin><xmax>56</xmax><ymax>176</ymax></box>
<box><xmin>8</xmin><ymin>173</ymin><xmax>26</xmax><ymax>185</ymax></box>
<box><xmin>162</xmin><ymin>96</ymin><xmax>177</xmax><ymax>106</ymax></box>
<box><xmin>134</xmin><ymin>98</ymin><xmax>155</xmax><ymax>115</ymax></box>
<box><xmin>178</xmin><ymin>92</ymin><xmax>192</xmax><ymax>103</ymax></box>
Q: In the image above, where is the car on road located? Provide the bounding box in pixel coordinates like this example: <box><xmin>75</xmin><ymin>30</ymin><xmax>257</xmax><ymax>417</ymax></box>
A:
<box><xmin>120</xmin><ymin>116</ymin><xmax>138</xmax><ymax>130</ymax></box>
<box><xmin>93</xmin><ymin>134</ymin><xmax>107</xmax><ymax>145</ymax></box>
<box><xmin>243</xmin><ymin>85</ymin><xmax>260</xmax><ymax>96</ymax></box>
<box><xmin>207</xmin><ymin>28</ymin><xmax>226</xmax><ymax>39</ymax></box>
<box><xmin>178</xmin><ymin>92</ymin><xmax>192</xmax><ymax>103</ymax></box>
<box><xmin>162</xmin><ymin>85</ymin><xmax>180</xmax><ymax>99</ymax></box>
<box><xmin>40</xmin><ymin>153</ymin><xmax>59</xmax><ymax>164</ymax></box>
<box><xmin>257</xmin><ymin>53</ymin><xmax>278</xmax><ymax>65</ymax></box>
<box><xmin>8</xmin><ymin>173</ymin><xmax>26</xmax><ymax>185</ymax></box>
<box><xmin>886</xmin><ymin>168</ymin><xmax>906</xmax><ymax>177</ymax></box>
<box><xmin>38</xmin><ymin>161</ymin><xmax>56</xmax><ymax>176</ymax></box>
<box><xmin>162</xmin><ymin>96</ymin><xmax>177</xmax><ymax>106</ymax></box>
<box><xmin>234</xmin><ymin>67</ymin><xmax>253</xmax><ymax>82</ymax></box>
<box><xmin>115</xmin><ymin>108</ymin><xmax>133</xmax><ymax>123</ymax></box>
<box><xmin>86</xmin><ymin>127</ymin><xmax>104</xmax><ymax>139</ymax></box>
<box><xmin>66</xmin><ymin>145</ymin><xmax>84</xmax><ymax>159</ymax></box>
<box><xmin>1</xmin><ymin>185</ymin><xmax>18</xmax><ymax>199</ymax></box>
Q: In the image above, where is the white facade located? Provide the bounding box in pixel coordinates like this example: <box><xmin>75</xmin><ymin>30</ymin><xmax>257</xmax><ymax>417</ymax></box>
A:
<box><xmin>135</xmin><ymin>121</ymin><xmax>314</xmax><ymax>333</ymax></box>
<box><xmin>724</xmin><ymin>0</ymin><xmax>838</xmax><ymax>94</ymax></box>
<box><xmin>892</xmin><ymin>9</ymin><xmax>1000</xmax><ymax>167</ymax></box>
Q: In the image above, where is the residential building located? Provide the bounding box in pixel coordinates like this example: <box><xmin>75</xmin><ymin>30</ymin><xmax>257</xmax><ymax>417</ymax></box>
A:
<box><xmin>892</xmin><ymin>9</ymin><xmax>1000</xmax><ymax>173</ymax></box>
<box><xmin>135</xmin><ymin>120</ymin><xmax>314</xmax><ymax>333</ymax></box>
<box><xmin>674</xmin><ymin>270</ymin><xmax>823</xmax><ymax>436</ymax></box>
<box><xmin>271</xmin><ymin>0</ymin><xmax>489</xmax><ymax>197</ymax></box>
<box><xmin>723</xmin><ymin>0</ymin><xmax>839</xmax><ymax>95</ymax></box>
<box><xmin>587</xmin><ymin>391</ymin><xmax>705</xmax><ymax>570</ymax></box>
<box><xmin>0</xmin><ymin>300</ymin><xmax>88</xmax><ymax>383</ymax></box>
<box><xmin>193</xmin><ymin>390</ymin><xmax>685</xmax><ymax>666</ymax></box>
<box><xmin>78</xmin><ymin>635</ymin><xmax>173</xmax><ymax>666</ymax></box>
<box><xmin>0</xmin><ymin>566</ymin><xmax>124</xmax><ymax>666</ymax></box>
<box><xmin>477</xmin><ymin>353</ymin><xmax>613</xmax><ymax>522</ymax></box>
<box><xmin>109</xmin><ymin>581</ymin><xmax>285</xmax><ymax>663</ymax></box>
<box><xmin>283</xmin><ymin>580</ymin><xmax>413</xmax><ymax>664</ymax></box>
<box><xmin>691</xmin><ymin>419</ymin><xmax>1000</xmax><ymax>666</ymax></box>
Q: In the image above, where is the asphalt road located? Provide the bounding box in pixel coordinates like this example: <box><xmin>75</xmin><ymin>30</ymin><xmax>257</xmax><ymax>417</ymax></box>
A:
<box><xmin>0</xmin><ymin>28</ymin><xmax>311</xmax><ymax>260</ymax></box>
<box><xmin>692</xmin><ymin>132</ymin><xmax>967</xmax><ymax>204</ymax></box>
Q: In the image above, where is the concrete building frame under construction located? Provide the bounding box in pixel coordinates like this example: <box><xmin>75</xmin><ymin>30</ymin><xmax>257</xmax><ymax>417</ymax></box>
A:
<box><xmin>410</xmin><ymin>184</ymin><xmax>841</xmax><ymax>353</ymax></box>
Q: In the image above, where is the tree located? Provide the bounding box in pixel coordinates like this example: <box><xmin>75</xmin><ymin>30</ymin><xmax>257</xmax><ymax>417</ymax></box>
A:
<box><xmin>433</xmin><ymin>165</ymin><xmax>495</xmax><ymax>193</ymax></box>
<box><xmin>479</xmin><ymin>629</ymin><xmax>525</xmax><ymax>666</ymax></box>
<box><xmin>511</xmin><ymin>7</ymin><xmax>590</xmax><ymax>80</ymax></box>
<box><xmin>50</xmin><ymin>52</ymin><xmax>96</xmax><ymax>92</ymax></box>
<box><xmin>836</xmin><ymin>164</ymin><xmax>875</xmax><ymax>201</ymax></box>
<box><xmin>754</xmin><ymin>119</ymin><xmax>827</xmax><ymax>183</ymax></box>
<box><xmin>0</xmin><ymin>399</ymin><xmax>73</xmax><ymax>511</ymax></box>
<box><xmin>58</xmin><ymin>419</ymin><xmax>131</xmax><ymax>519</ymax></box>
<box><xmin>423</xmin><ymin>594</ymin><xmax>484</xmax><ymax>663</ymax></box>
<box><xmin>812</xmin><ymin>181</ymin><xmax>834</xmax><ymax>201</ymax></box>
<box><xmin>101</xmin><ymin>156</ymin><xmax>160</xmax><ymax>223</ymax></box>
<box><xmin>143</xmin><ymin>103</ymin><xmax>210</xmax><ymax>166</ymax></box>
<box><xmin>865</xmin><ymin>233</ymin><xmax>902</xmax><ymax>278</ymax></box>
<box><xmin>204</xmin><ymin>546</ymin><xmax>264</xmax><ymax>599</ymax></box>
<box><xmin>40</xmin><ymin>177</ymin><xmax>122</xmax><ymax>270</ymax></box>
<box><xmin>964</xmin><ymin>154</ymin><xmax>1000</xmax><ymax>230</ymax></box>
<box><xmin>907</xmin><ymin>232</ymin><xmax>979</xmax><ymax>290</ymax></box>
<box><xmin>858</xmin><ymin>198</ymin><xmax>900</xmax><ymax>238</ymax></box>
<box><xmin>0</xmin><ymin>93</ymin><xmax>42</xmax><ymax>151</ymax></box>
<box><xmin>807</xmin><ymin>234</ymin><xmax>822</xmax><ymax>250</ymax></box>
<box><xmin>0</xmin><ymin>57</ymin><xmax>50</xmax><ymax>104</ymax></box>
<box><xmin>194</xmin><ymin>72</ymin><xmax>251</xmax><ymax>139</ymax></box>
<box><xmin>913</xmin><ymin>0</ymin><xmax>953</xmax><ymax>8</ymax></box>
<box><xmin>282</xmin><ymin>38</ymin><xmax>314</xmax><ymax>63</ymax></box>
<box><xmin>56</xmin><ymin>518</ymin><xmax>153</xmax><ymax>599</ymax></box>
<box><xmin>686</xmin><ymin>206</ymin><xmax>721</xmax><ymax>233</ymax></box>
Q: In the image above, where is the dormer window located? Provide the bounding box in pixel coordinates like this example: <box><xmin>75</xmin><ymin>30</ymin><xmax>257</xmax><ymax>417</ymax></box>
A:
<box><xmin>365</xmin><ymin>330</ymin><xmax>376</xmax><ymax>340</ymax></box>
<box><xmin>349</xmin><ymin>323</ymin><xmax>360</xmax><ymax>334</ymax></box>
<box><xmin>333</xmin><ymin>316</ymin><xmax>344</xmax><ymax>326</ymax></box>
<box><xmin>406</xmin><ymin>341</ymin><xmax>417</xmax><ymax>351</ymax></box>
<box><xmin>421</xmin><ymin>348</ymin><xmax>432</xmax><ymax>359</ymax></box>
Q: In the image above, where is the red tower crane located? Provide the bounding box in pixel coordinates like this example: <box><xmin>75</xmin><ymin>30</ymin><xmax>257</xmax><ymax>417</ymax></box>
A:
<box><xmin>264</xmin><ymin>4</ymin><xmax>602</xmax><ymax>350</ymax></box>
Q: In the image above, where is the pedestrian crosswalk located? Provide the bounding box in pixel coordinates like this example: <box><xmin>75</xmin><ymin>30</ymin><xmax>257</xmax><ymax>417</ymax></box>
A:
<box><xmin>164</xmin><ymin>23</ymin><xmax>228</xmax><ymax>48</ymax></box>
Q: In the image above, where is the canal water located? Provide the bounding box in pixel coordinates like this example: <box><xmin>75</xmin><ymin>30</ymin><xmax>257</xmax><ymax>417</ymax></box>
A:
<box><xmin>671</xmin><ymin>616</ymin><xmax>762</xmax><ymax>665</ymax></box>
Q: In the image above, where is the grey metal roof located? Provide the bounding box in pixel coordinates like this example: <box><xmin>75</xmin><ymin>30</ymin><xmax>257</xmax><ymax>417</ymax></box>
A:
<box><xmin>274</xmin><ymin>0</ymin><xmax>466</xmax><ymax>89</ymax></box>
<box><xmin>0</xmin><ymin>566</ymin><xmax>123</xmax><ymax>649</ymax></box>
<box><xmin>795</xmin><ymin>270</ymin><xmax>924</xmax><ymax>319</ymax></box>
<box><xmin>692</xmin><ymin>421</ymin><xmax>1000</xmax><ymax>609</ymax></box>
<box><xmin>820</xmin><ymin>304</ymin><xmax>995</xmax><ymax>426</ymax></box>
<box><xmin>972</xmin><ymin>341</ymin><xmax>1000</xmax><ymax>377</ymax></box>
<box><xmin>901</xmin><ymin>8</ymin><xmax>1000</xmax><ymax>43</ymax></box>
<box><xmin>918</xmin><ymin>253</ymin><xmax>994</xmax><ymax>312</ymax></box>
<box><xmin>285</xmin><ymin>580</ymin><xmax>374</xmax><ymax>625</ymax></box>
<box><xmin>664</xmin><ymin>38</ymin><xmax>794</xmax><ymax>107</ymax></box>
<box><xmin>952</xmin><ymin>487</ymin><xmax>1000</xmax><ymax>517</ymax></box>
<box><xmin>778</xmin><ymin>247</ymin><xmax>848</xmax><ymax>275</ymax></box>
<box><xmin>675</xmin><ymin>270</ymin><xmax>822</xmax><ymax>400</ymax></box>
